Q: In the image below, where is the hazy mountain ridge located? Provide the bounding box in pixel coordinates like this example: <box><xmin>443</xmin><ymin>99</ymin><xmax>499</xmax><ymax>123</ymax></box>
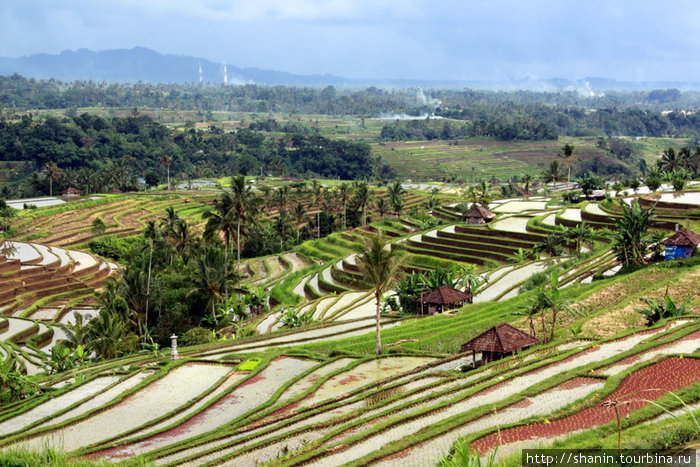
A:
<box><xmin>1</xmin><ymin>47</ymin><xmax>700</xmax><ymax>91</ymax></box>
<box><xmin>0</xmin><ymin>47</ymin><xmax>346</xmax><ymax>86</ymax></box>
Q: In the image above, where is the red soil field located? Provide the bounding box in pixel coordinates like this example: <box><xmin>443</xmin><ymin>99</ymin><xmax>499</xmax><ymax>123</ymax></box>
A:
<box><xmin>472</xmin><ymin>357</ymin><xmax>700</xmax><ymax>454</ymax></box>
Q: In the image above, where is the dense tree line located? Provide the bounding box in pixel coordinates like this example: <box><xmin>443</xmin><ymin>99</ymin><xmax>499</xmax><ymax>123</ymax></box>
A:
<box><xmin>380</xmin><ymin>117</ymin><xmax>557</xmax><ymax>141</ymax></box>
<box><xmin>4</xmin><ymin>75</ymin><xmax>700</xmax><ymax>135</ymax></box>
<box><xmin>0</xmin><ymin>112</ymin><xmax>381</xmax><ymax>196</ymax></box>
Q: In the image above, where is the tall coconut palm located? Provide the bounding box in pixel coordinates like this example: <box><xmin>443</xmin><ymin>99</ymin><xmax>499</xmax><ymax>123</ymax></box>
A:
<box><xmin>355</xmin><ymin>235</ymin><xmax>406</xmax><ymax>355</ymax></box>
<box><xmin>353</xmin><ymin>181</ymin><xmax>370</xmax><ymax>227</ymax></box>
<box><xmin>229</xmin><ymin>175</ymin><xmax>258</xmax><ymax>263</ymax></box>
<box><xmin>43</xmin><ymin>162</ymin><xmax>62</xmax><ymax>197</ymax></box>
<box><xmin>275</xmin><ymin>185</ymin><xmax>291</xmax><ymax>213</ymax></box>
<box><xmin>521</xmin><ymin>173</ymin><xmax>533</xmax><ymax>197</ymax></box>
<box><xmin>387</xmin><ymin>180</ymin><xmax>405</xmax><ymax>217</ymax></box>
<box><xmin>160</xmin><ymin>155</ymin><xmax>173</xmax><ymax>189</ymax></box>
<box><xmin>310</xmin><ymin>179</ymin><xmax>323</xmax><ymax>239</ymax></box>
<box><xmin>560</xmin><ymin>143</ymin><xmax>576</xmax><ymax>195</ymax></box>
<box><xmin>142</xmin><ymin>220</ymin><xmax>160</xmax><ymax>328</ymax></box>
<box><xmin>203</xmin><ymin>192</ymin><xmax>236</xmax><ymax>259</ymax></box>
<box><xmin>338</xmin><ymin>182</ymin><xmax>351</xmax><ymax>230</ymax></box>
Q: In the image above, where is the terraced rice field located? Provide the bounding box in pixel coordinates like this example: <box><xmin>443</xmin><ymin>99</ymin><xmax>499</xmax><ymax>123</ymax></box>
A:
<box><xmin>3</xmin><ymin>185</ymin><xmax>700</xmax><ymax>465</ymax></box>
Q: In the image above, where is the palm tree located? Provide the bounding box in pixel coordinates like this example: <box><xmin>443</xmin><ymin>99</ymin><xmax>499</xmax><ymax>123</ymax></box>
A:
<box><xmin>188</xmin><ymin>246</ymin><xmax>240</xmax><ymax>325</ymax></box>
<box><xmin>354</xmin><ymin>235</ymin><xmax>406</xmax><ymax>355</ymax></box>
<box><xmin>229</xmin><ymin>175</ymin><xmax>258</xmax><ymax>263</ymax></box>
<box><xmin>160</xmin><ymin>155</ymin><xmax>174</xmax><ymax>189</ymax></box>
<box><xmin>375</xmin><ymin>197</ymin><xmax>389</xmax><ymax>217</ymax></box>
<box><xmin>387</xmin><ymin>180</ymin><xmax>405</xmax><ymax>217</ymax></box>
<box><xmin>606</xmin><ymin>200</ymin><xmax>656</xmax><ymax>267</ymax></box>
<box><xmin>533</xmin><ymin>272</ymin><xmax>585</xmax><ymax>343</ymax></box>
<box><xmin>203</xmin><ymin>192</ymin><xmax>236</xmax><ymax>260</ymax></box>
<box><xmin>657</xmin><ymin>147</ymin><xmax>681</xmax><ymax>173</ymax></box>
<box><xmin>338</xmin><ymin>182</ymin><xmax>351</xmax><ymax>230</ymax></box>
<box><xmin>169</xmin><ymin>219</ymin><xmax>194</xmax><ymax>259</ymax></box>
<box><xmin>561</xmin><ymin>222</ymin><xmax>598</xmax><ymax>253</ymax></box>
<box><xmin>275</xmin><ymin>185</ymin><xmax>291</xmax><ymax>213</ymax></box>
<box><xmin>275</xmin><ymin>209</ymin><xmax>293</xmax><ymax>250</ymax></box>
<box><xmin>143</xmin><ymin>220</ymin><xmax>160</xmax><ymax>324</ymax></box>
<box><xmin>521</xmin><ymin>173</ymin><xmax>533</xmax><ymax>197</ymax></box>
<box><xmin>119</xmin><ymin>268</ymin><xmax>150</xmax><ymax>339</ymax></box>
<box><xmin>160</xmin><ymin>206</ymin><xmax>180</xmax><ymax>236</ymax></box>
<box><xmin>293</xmin><ymin>202</ymin><xmax>308</xmax><ymax>243</ymax></box>
<box><xmin>560</xmin><ymin>143</ymin><xmax>576</xmax><ymax>195</ymax></box>
<box><xmin>310</xmin><ymin>179</ymin><xmax>323</xmax><ymax>238</ymax></box>
<box><xmin>541</xmin><ymin>160</ymin><xmax>563</xmax><ymax>184</ymax></box>
<box><xmin>85</xmin><ymin>311</ymin><xmax>138</xmax><ymax>359</ymax></box>
<box><xmin>353</xmin><ymin>181</ymin><xmax>370</xmax><ymax>227</ymax></box>
<box><xmin>43</xmin><ymin>162</ymin><xmax>62</xmax><ymax>197</ymax></box>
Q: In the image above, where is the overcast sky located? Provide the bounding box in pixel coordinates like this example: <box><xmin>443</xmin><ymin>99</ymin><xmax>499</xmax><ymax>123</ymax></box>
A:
<box><xmin>1</xmin><ymin>0</ymin><xmax>698</xmax><ymax>82</ymax></box>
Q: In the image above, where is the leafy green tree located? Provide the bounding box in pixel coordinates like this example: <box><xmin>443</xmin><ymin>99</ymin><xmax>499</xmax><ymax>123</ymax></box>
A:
<box><xmin>91</xmin><ymin>217</ymin><xmax>107</xmax><ymax>235</ymax></box>
<box><xmin>0</xmin><ymin>199</ymin><xmax>16</xmax><ymax>232</ymax></box>
<box><xmin>355</xmin><ymin>235</ymin><xmax>406</xmax><ymax>355</ymax></box>
<box><xmin>0</xmin><ymin>359</ymin><xmax>38</xmax><ymax>402</ymax></box>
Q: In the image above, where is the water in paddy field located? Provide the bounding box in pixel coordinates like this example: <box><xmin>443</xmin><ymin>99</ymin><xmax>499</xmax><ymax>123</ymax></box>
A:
<box><xmin>7</xmin><ymin>197</ymin><xmax>66</xmax><ymax>209</ymax></box>
<box><xmin>657</xmin><ymin>192</ymin><xmax>700</xmax><ymax>205</ymax></box>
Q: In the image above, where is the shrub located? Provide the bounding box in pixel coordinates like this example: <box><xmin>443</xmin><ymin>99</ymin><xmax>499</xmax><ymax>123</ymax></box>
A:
<box><xmin>180</xmin><ymin>327</ymin><xmax>217</xmax><ymax>346</ymax></box>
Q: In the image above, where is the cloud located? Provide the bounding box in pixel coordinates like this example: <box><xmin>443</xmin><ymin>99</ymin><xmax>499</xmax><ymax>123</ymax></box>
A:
<box><xmin>2</xmin><ymin>0</ymin><xmax>700</xmax><ymax>81</ymax></box>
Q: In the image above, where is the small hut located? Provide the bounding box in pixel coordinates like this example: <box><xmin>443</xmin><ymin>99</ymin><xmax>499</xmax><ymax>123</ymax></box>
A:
<box><xmin>415</xmin><ymin>285</ymin><xmax>472</xmax><ymax>315</ymax></box>
<box><xmin>463</xmin><ymin>204</ymin><xmax>496</xmax><ymax>224</ymax></box>
<box><xmin>61</xmin><ymin>187</ymin><xmax>80</xmax><ymax>197</ymax></box>
<box><xmin>461</xmin><ymin>323</ymin><xmax>539</xmax><ymax>365</ymax></box>
<box><xmin>662</xmin><ymin>228</ymin><xmax>700</xmax><ymax>261</ymax></box>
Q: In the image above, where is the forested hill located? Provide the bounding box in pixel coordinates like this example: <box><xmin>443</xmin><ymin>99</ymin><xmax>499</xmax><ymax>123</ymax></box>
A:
<box><xmin>0</xmin><ymin>113</ymin><xmax>380</xmax><ymax>193</ymax></box>
<box><xmin>0</xmin><ymin>47</ymin><xmax>345</xmax><ymax>86</ymax></box>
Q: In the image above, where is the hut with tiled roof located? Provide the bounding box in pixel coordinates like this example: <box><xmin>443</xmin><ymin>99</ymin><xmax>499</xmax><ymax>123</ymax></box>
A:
<box><xmin>461</xmin><ymin>323</ymin><xmax>539</xmax><ymax>365</ymax></box>
<box><xmin>463</xmin><ymin>204</ymin><xmax>496</xmax><ymax>224</ymax></box>
<box><xmin>662</xmin><ymin>228</ymin><xmax>700</xmax><ymax>261</ymax></box>
<box><xmin>415</xmin><ymin>285</ymin><xmax>472</xmax><ymax>315</ymax></box>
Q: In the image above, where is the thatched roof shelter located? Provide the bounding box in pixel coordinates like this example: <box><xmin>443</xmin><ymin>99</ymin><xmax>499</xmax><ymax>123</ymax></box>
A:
<box><xmin>415</xmin><ymin>286</ymin><xmax>472</xmax><ymax>314</ymax></box>
<box><xmin>463</xmin><ymin>204</ymin><xmax>496</xmax><ymax>224</ymax></box>
<box><xmin>662</xmin><ymin>228</ymin><xmax>700</xmax><ymax>247</ymax></box>
<box><xmin>662</xmin><ymin>228</ymin><xmax>700</xmax><ymax>261</ymax></box>
<box><xmin>461</xmin><ymin>323</ymin><xmax>539</xmax><ymax>364</ymax></box>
